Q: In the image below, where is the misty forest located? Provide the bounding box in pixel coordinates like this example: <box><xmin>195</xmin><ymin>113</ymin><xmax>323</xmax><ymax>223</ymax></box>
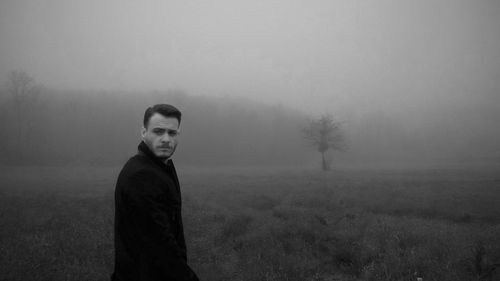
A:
<box><xmin>1</xmin><ymin>0</ymin><xmax>500</xmax><ymax>281</ymax></box>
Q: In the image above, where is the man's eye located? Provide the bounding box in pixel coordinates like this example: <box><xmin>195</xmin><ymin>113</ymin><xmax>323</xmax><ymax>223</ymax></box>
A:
<box><xmin>168</xmin><ymin>131</ymin><xmax>179</xmax><ymax>137</ymax></box>
<box><xmin>153</xmin><ymin>129</ymin><xmax>165</xmax><ymax>134</ymax></box>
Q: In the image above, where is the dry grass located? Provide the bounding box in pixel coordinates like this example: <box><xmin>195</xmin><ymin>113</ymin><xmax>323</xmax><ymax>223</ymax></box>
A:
<box><xmin>1</xmin><ymin>166</ymin><xmax>499</xmax><ymax>280</ymax></box>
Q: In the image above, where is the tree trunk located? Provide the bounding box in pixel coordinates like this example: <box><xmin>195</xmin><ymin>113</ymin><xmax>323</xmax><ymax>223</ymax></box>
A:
<box><xmin>321</xmin><ymin>151</ymin><xmax>328</xmax><ymax>171</ymax></box>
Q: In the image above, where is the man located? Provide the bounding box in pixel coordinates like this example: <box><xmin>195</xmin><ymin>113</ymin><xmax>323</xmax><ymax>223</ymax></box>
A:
<box><xmin>112</xmin><ymin>104</ymin><xmax>199</xmax><ymax>281</ymax></box>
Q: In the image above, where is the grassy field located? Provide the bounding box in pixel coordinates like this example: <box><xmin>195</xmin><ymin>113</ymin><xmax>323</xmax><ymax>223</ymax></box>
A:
<box><xmin>1</xmin><ymin>165</ymin><xmax>499</xmax><ymax>281</ymax></box>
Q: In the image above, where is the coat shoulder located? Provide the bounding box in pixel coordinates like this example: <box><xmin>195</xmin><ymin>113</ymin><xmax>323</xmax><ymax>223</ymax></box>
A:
<box><xmin>116</xmin><ymin>155</ymin><xmax>159</xmax><ymax>191</ymax></box>
<box><xmin>118</xmin><ymin>154</ymin><xmax>159</xmax><ymax>178</ymax></box>
<box><xmin>115</xmin><ymin>153</ymin><xmax>179</xmax><ymax>203</ymax></box>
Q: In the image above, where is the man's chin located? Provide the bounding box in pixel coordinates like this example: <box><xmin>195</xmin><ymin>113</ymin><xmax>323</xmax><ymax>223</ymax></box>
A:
<box><xmin>155</xmin><ymin>151</ymin><xmax>173</xmax><ymax>160</ymax></box>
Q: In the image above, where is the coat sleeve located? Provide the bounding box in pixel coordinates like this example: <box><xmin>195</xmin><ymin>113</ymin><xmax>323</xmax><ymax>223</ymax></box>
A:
<box><xmin>123</xmin><ymin>169</ymin><xmax>199</xmax><ymax>281</ymax></box>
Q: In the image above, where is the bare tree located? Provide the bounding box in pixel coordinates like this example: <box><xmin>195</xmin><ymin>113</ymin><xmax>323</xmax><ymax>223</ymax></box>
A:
<box><xmin>6</xmin><ymin>71</ymin><xmax>41</xmax><ymax>104</ymax></box>
<box><xmin>4</xmin><ymin>70</ymin><xmax>42</xmax><ymax>159</ymax></box>
<box><xmin>302</xmin><ymin>114</ymin><xmax>344</xmax><ymax>171</ymax></box>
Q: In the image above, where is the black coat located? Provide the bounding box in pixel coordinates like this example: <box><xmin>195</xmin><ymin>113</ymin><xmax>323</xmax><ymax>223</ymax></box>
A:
<box><xmin>112</xmin><ymin>142</ymin><xmax>199</xmax><ymax>281</ymax></box>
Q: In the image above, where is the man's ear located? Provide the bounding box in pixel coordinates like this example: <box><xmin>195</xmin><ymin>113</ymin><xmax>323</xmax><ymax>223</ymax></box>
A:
<box><xmin>141</xmin><ymin>127</ymin><xmax>146</xmax><ymax>139</ymax></box>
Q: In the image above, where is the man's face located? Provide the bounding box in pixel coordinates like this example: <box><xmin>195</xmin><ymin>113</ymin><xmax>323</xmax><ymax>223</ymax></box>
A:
<box><xmin>142</xmin><ymin>113</ymin><xmax>180</xmax><ymax>161</ymax></box>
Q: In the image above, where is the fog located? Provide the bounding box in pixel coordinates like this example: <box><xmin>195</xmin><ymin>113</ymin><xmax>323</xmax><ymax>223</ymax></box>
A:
<box><xmin>1</xmin><ymin>0</ymin><xmax>499</xmax><ymax>167</ymax></box>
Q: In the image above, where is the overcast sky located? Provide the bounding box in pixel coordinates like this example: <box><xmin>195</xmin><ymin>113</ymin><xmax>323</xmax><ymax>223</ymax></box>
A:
<box><xmin>1</xmin><ymin>0</ymin><xmax>499</xmax><ymax>117</ymax></box>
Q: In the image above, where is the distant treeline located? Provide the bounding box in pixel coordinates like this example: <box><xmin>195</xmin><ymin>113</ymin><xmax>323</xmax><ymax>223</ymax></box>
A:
<box><xmin>0</xmin><ymin>89</ymin><xmax>310</xmax><ymax>166</ymax></box>
<box><xmin>2</xmin><ymin>79</ymin><xmax>500</xmax><ymax>168</ymax></box>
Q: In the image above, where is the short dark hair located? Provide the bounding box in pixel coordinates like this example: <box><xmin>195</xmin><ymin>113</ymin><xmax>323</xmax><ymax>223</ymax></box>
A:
<box><xmin>143</xmin><ymin>104</ymin><xmax>182</xmax><ymax>128</ymax></box>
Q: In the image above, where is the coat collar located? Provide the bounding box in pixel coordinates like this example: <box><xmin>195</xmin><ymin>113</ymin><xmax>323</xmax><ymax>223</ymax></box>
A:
<box><xmin>138</xmin><ymin>141</ymin><xmax>173</xmax><ymax>169</ymax></box>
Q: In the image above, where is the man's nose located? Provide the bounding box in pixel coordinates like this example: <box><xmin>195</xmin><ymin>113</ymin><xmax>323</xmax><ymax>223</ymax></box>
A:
<box><xmin>161</xmin><ymin>134</ymin><xmax>171</xmax><ymax>143</ymax></box>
